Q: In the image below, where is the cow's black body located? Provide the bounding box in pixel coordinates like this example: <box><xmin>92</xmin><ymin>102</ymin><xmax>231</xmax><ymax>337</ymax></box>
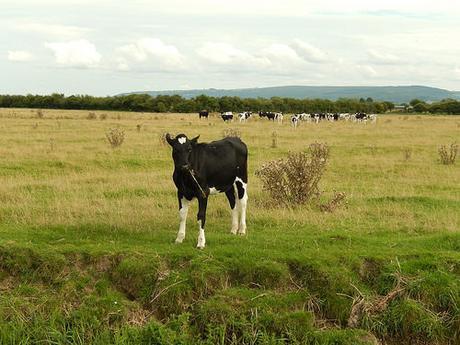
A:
<box><xmin>259</xmin><ymin>111</ymin><xmax>276</xmax><ymax>121</ymax></box>
<box><xmin>172</xmin><ymin>137</ymin><xmax>248</xmax><ymax>200</ymax></box>
<box><xmin>221</xmin><ymin>113</ymin><xmax>233</xmax><ymax>122</ymax></box>
<box><xmin>355</xmin><ymin>112</ymin><xmax>368</xmax><ymax>121</ymax></box>
<box><xmin>166</xmin><ymin>134</ymin><xmax>248</xmax><ymax>248</ymax></box>
<box><xmin>199</xmin><ymin>110</ymin><xmax>209</xmax><ymax>119</ymax></box>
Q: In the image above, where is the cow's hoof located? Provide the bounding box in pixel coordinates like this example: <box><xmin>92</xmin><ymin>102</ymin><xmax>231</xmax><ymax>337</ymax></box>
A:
<box><xmin>230</xmin><ymin>228</ymin><xmax>238</xmax><ymax>235</ymax></box>
<box><xmin>196</xmin><ymin>244</ymin><xmax>205</xmax><ymax>249</ymax></box>
<box><xmin>175</xmin><ymin>238</ymin><xmax>184</xmax><ymax>244</ymax></box>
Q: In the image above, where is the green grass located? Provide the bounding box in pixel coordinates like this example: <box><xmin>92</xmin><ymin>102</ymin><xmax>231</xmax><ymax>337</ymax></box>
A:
<box><xmin>0</xmin><ymin>108</ymin><xmax>459</xmax><ymax>344</ymax></box>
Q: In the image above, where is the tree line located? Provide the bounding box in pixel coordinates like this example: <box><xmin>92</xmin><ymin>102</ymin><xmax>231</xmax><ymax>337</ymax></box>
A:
<box><xmin>408</xmin><ymin>99</ymin><xmax>460</xmax><ymax>115</ymax></box>
<box><xmin>0</xmin><ymin>93</ymin><xmax>459</xmax><ymax>114</ymax></box>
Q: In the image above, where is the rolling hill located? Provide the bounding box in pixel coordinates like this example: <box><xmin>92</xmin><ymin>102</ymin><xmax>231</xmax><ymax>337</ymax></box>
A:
<box><xmin>120</xmin><ymin>85</ymin><xmax>460</xmax><ymax>103</ymax></box>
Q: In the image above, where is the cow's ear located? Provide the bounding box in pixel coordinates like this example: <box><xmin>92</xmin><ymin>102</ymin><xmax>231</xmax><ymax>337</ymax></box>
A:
<box><xmin>190</xmin><ymin>135</ymin><xmax>200</xmax><ymax>145</ymax></box>
<box><xmin>165</xmin><ymin>133</ymin><xmax>174</xmax><ymax>146</ymax></box>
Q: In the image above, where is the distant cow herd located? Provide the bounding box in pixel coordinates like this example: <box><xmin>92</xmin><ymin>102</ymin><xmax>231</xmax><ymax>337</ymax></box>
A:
<box><xmin>198</xmin><ymin>110</ymin><xmax>377</xmax><ymax>126</ymax></box>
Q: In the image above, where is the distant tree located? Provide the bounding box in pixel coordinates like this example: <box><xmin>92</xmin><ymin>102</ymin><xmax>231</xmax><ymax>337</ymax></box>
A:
<box><xmin>413</xmin><ymin>102</ymin><xmax>428</xmax><ymax>113</ymax></box>
<box><xmin>410</xmin><ymin>99</ymin><xmax>424</xmax><ymax>106</ymax></box>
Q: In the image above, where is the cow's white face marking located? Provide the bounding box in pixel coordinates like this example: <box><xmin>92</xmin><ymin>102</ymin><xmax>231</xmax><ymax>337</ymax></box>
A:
<box><xmin>178</xmin><ymin>137</ymin><xmax>186</xmax><ymax>144</ymax></box>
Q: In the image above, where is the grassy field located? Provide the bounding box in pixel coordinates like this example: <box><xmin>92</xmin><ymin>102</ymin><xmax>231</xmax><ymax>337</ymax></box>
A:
<box><xmin>0</xmin><ymin>108</ymin><xmax>459</xmax><ymax>344</ymax></box>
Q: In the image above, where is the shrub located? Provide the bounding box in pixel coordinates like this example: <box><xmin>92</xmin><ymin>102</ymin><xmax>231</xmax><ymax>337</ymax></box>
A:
<box><xmin>438</xmin><ymin>143</ymin><xmax>458</xmax><ymax>165</ymax></box>
<box><xmin>36</xmin><ymin>109</ymin><xmax>44</xmax><ymax>118</ymax></box>
<box><xmin>403</xmin><ymin>148</ymin><xmax>412</xmax><ymax>162</ymax></box>
<box><xmin>87</xmin><ymin>112</ymin><xmax>97</xmax><ymax>120</ymax></box>
<box><xmin>159</xmin><ymin>132</ymin><xmax>170</xmax><ymax>146</ymax></box>
<box><xmin>106</xmin><ymin>128</ymin><xmax>125</xmax><ymax>148</ymax></box>
<box><xmin>320</xmin><ymin>191</ymin><xmax>347</xmax><ymax>212</ymax></box>
<box><xmin>222</xmin><ymin>128</ymin><xmax>241</xmax><ymax>138</ymax></box>
<box><xmin>271</xmin><ymin>131</ymin><xmax>278</xmax><ymax>148</ymax></box>
<box><xmin>136</xmin><ymin>124</ymin><xmax>142</xmax><ymax>132</ymax></box>
<box><xmin>256</xmin><ymin>143</ymin><xmax>329</xmax><ymax>206</ymax></box>
<box><xmin>99</xmin><ymin>113</ymin><xmax>107</xmax><ymax>120</ymax></box>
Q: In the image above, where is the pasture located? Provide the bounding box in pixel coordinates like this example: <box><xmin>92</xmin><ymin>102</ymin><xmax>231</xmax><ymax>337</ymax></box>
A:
<box><xmin>0</xmin><ymin>108</ymin><xmax>459</xmax><ymax>344</ymax></box>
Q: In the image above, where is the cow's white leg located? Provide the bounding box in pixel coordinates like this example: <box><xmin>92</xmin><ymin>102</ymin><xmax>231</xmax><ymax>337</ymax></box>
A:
<box><xmin>196</xmin><ymin>197</ymin><xmax>207</xmax><ymax>249</ymax></box>
<box><xmin>197</xmin><ymin>220</ymin><xmax>206</xmax><ymax>249</ymax></box>
<box><xmin>235</xmin><ymin>178</ymin><xmax>248</xmax><ymax>235</ymax></box>
<box><xmin>175</xmin><ymin>198</ymin><xmax>189</xmax><ymax>243</ymax></box>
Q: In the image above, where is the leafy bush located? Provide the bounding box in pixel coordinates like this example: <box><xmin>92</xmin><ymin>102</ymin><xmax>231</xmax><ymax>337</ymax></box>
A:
<box><xmin>438</xmin><ymin>143</ymin><xmax>458</xmax><ymax>165</ymax></box>
<box><xmin>106</xmin><ymin>128</ymin><xmax>125</xmax><ymax>148</ymax></box>
<box><xmin>222</xmin><ymin>128</ymin><xmax>241</xmax><ymax>138</ymax></box>
<box><xmin>256</xmin><ymin>143</ymin><xmax>329</xmax><ymax>206</ymax></box>
<box><xmin>320</xmin><ymin>191</ymin><xmax>347</xmax><ymax>213</ymax></box>
<box><xmin>402</xmin><ymin>147</ymin><xmax>412</xmax><ymax>162</ymax></box>
<box><xmin>87</xmin><ymin>112</ymin><xmax>97</xmax><ymax>120</ymax></box>
<box><xmin>271</xmin><ymin>131</ymin><xmax>278</xmax><ymax>148</ymax></box>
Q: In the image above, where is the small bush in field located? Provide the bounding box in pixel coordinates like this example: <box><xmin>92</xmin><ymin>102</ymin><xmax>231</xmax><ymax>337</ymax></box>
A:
<box><xmin>319</xmin><ymin>192</ymin><xmax>347</xmax><ymax>213</ymax></box>
<box><xmin>222</xmin><ymin>128</ymin><xmax>241</xmax><ymax>138</ymax></box>
<box><xmin>159</xmin><ymin>132</ymin><xmax>170</xmax><ymax>146</ymax></box>
<box><xmin>106</xmin><ymin>128</ymin><xmax>125</xmax><ymax>148</ymax></box>
<box><xmin>99</xmin><ymin>113</ymin><xmax>107</xmax><ymax>120</ymax></box>
<box><xmin>36</xmin><ymin>109</ymin><xmax>44</xmax><ymax>118</ymax></box>
<box><xmin>256</xmin><ymin>143</ymin><xmax>329</xmax><ymax>206</ymax></box>
<box><xmin>87</xmin><ymin>112</ymin><xmax>97</xmax><ymax>120</ymax></box>
<box><xmin>136</xmin><ymin>124</ymin><xmax>142</xmax><ymax>132</ymax></box>
<box><xmin>403</xmin><ymin>148</ymin><xmax>412</xmax><ymax>161</ymax></box>
<box><xmin>271</xmin><ymin>131</ymin><xmax>278</xmax><ymax>148</ymax></box>
<box><xmin>48</xmin><ymin>138</ymin><xmax>55</xmax><ymax>153</ymax></box>
<box><xmin>438</xmin><ymin>143</ymin><xmax>458</xmax><ymax>165</ymax></box>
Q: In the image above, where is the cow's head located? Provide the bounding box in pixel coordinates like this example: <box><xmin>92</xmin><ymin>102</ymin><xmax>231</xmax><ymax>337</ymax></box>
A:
<box><xmin>166</xmin><ymin>133</ymin><xmax>200</xmax><ymax>171</ymax></box>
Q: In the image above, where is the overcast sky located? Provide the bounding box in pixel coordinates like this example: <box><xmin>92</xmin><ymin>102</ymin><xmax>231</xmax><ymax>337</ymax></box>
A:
<box><xmin>2</xmin><ymin>0</ymin><xmax>460</xmax><ymax>96</ymax></box>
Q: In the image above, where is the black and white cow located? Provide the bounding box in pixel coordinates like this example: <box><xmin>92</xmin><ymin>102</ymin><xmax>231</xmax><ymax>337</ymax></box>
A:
<box><xmin>275</xmin><ymin>112</ymin><xmax>283</xmax><ymax>124</ymax></box>
<box><xmin>199</xmin><ymin>110</ymin><xmax>209</xmax><ymax>119</ymax></box>
<box><xmin>221</xmin><ymin>111</ymin><xmax>233</xmax><ymax>122</ymax></box>
<box><xmin>166</xmin><ymin>133</ymin><xmax>248</xmax><ymax>249</ymax></box>
<box><xmin>354</xmin><ymin>112</ymin><xmax>368</xmax><ymax>122</ymax></box>
<box><xmin>259</xmin><ymin>111</ymin><xmax>277</xmax><ymax>121</ymax></box>
<box><xmin>239</xmin><ymin>111</ymin><xmax>252</xmax><ymax>122</ymax></box>
<box><xmin>291</xmin><ymin>114</ymin><xmax>300</xmax><ymax>128</ymax></box>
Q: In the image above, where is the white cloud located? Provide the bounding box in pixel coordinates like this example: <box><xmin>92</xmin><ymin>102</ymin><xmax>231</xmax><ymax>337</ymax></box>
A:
<box><xmin>290</xmin><ymin>39</ymin><xmax>328</xmax><ymax>63</ymax></box>
<box><xmin>263</xmin><ymin>44</ymin><xmax>303</xmax><ymax>63</ymax></box>
<box><xmin>367</xmin><ymin>49</ymin><xmax>401</xmax><ymax>65</ymax></box>
<box><xmin>116</xmin><ymin>38</ymin><xmax>185</xmax><ymax>71</ymax></box>
<box><xmin>8</xmin><ymin>50</ymin><xmax>33</xmax><ymax>62</ymax></box>
<box><xmin>196</xmin><ymin>42</ymin><xmax>269</xmax><ymax>68</ymax></box>
<box><xmin>454</xmin><ymin>67</ymin><xmax>460</xmax><ymax>79</ymax></box>
<box><xmin>357</xmin><ymin>64</ymin><xmax>378</xmax><ymax>77</ymax></box>
<box><xmin>11</xmin><ymin>20</ymin><xmax>90</xmax><ymax>39</ymax></box>
<box><xmin>45</xmin><ymin>40</ymin><xmax>101</xmax><ymax>68</ymax></box>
